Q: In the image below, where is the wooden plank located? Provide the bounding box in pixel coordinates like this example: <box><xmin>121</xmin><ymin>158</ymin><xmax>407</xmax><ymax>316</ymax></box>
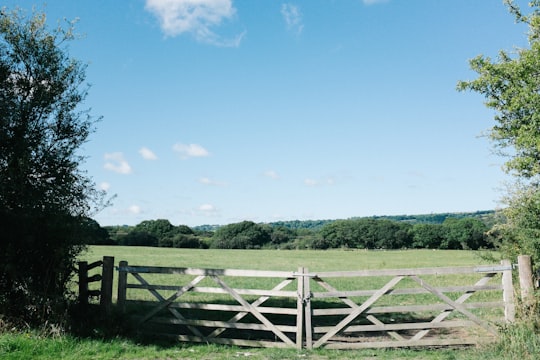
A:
<box><xmin>311</xmin><ymin>284</ymin><xmax>502</xmax><ymax>298</ymax></box>
<box><xmin>410</xmin><ymin>275</ymin><xmax>498</xmax><ymax>335</ymax></box>
<box><xmin>313</xmin><ymin>276</ymin><xmax>404</xmax><ymax>348</ymax></box>
<box><xmin>314</xmin><ymin>266</ymin><xmax>487</xmax><ymax>278</ymax></box>
<box><xmin>211</xmin><ymin>275</ymin><xmax>296</xmax><ymax>346</ymax></box>
<box><xmin>117</xmin><ymin>260</ymin><xmax>128</xmax><ymax>312</ymax></box>
<box><xmin>171</xmin><ymin>302</ymin><xmax>298</xmax><ymax>315</ymax></box>
<box><xmin>315</xmin><ymin>320</ymin><xmax>476</xmax><ymax>333</ymax></box>
<box><xmin>126</xmin><ymin>284</ymin><xmax>297</xmax><ymax>298</ymax></box>
<box><xmin>146</xmin><ymin>316</ymin><xmax>297</xmax><ymax>333</ymax></box>
<box><xmin>312</xmin><ymin>301</ymin><xmax>505</xmax><ymax>316</ymax></box>
<box><xmin>173</xmin><ymin>334</ymin><xmax>293</xmax><ymax>348</ymax></box>
<box><xmin>324</xmin><ymin>338</ymin><xmax>482</xmax><ymax>349</ymax></box>
<box><xmin>304</xmin><ymin>267</ymin><xmax>313</xmax><ymax>350</ymax></box>
<box><xmin>119</xmin><ymin>265</ymin><xmax>294</xmax><ymax>278</ymax></box>
<box><xmin>86</xmin><ymin>260</ymin><xmax>103</xmax><ymax>271</ymax></box>
<box><xmin>296</xmin><ymin>267</ymin><xmax>305</xmax><ymax>350</ymax></box>
<box><xmin>502</xmin><ymin>259</ymin><xmax>515</xmax><ymax>323</ymax></box>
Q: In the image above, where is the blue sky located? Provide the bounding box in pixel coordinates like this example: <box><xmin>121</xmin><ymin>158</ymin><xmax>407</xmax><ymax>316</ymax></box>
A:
<box><xmin>5</xmin><ymin>0</ymin><xmax>532</xmax><ymax>226</ymax></box>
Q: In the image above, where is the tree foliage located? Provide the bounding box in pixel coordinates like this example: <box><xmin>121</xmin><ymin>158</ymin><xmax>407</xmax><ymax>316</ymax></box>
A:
<box><xmin>211</xmin><ymin>221</ymin><xmax>271</xmax><ymax>249</ymax></box>
<box><xmin>0</xmin><ymin>8</ymin><xmax>102</xmax><ymax>324</ymax></box>
<box><xmin>458</xmin><ymin>1</ymin><xmax>540</xmax><ymax>264</ymax></box>
<box><xmin>458</xmin><ymin>1</ymin><xmax>540</xmax><ymax>178</ymax></box>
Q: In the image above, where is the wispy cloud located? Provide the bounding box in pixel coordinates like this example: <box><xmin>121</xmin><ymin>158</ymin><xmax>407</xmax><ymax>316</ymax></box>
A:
<box><xmin>198</xmin><ymin>177</ymin><xmax>227</xmax><ymax>186</ymax></box>
<box><xmin>139</xmin><ymin>147</ymin><xmax>158</xmax><ymax>160</ymax></box>
<box><xmin>104</xmin><ymin>152</ymin><xmax>132</xmax><ymax>174</ymax></box>
<box><xmin>281</xmin><ymin>3</ymin><xmax>303</xmax><ymax>35</ymax></box>
<box><xmin>144</xmin><ymin>0</ymin><xmax>245</xmax><ymax>47</ymax></box>
<box><xmin>362</xmin><ymin>0</ymin><xmax>389</xmax><ymax>5</ymax></box>
<box><xmin>304</xmin><ymin>177</ymin><xmax>336</xmax><ymax>187</ymax></box>
<box><xmin>195</xmin><ymin>203</ymin><xmax>220</xmax><ymax>216</ymax></box>
<box><xmin>173</xmin><ymin>143</ymin><xmax>210</xmax><ymax>159</ymax></box>
<box><xmin>263</xmin><ymin>170</ymin><xmax>280</xmax><ymax>180</ymax></box>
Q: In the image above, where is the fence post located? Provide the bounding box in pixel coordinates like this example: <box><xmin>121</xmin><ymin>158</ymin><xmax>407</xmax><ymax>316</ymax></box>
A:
<box><xmin>303</xmin><ymin>267</ymin><xmax>313</xmax><ymax>350</ymax></box>
<box><xmin>117</xmin><ymin>260</ymin><xmax>128</xmax><ymax>312</ymax></box>
<box><xmin>100</xmin><ymin>256</ymin><xmax>114</xmax><ymax>313</ymax></box>
<box><xmin>518</xmin><ymin>255</ymin><xmax>534</xmax><ymax>306</ymax></box>
<box><xmin>501</xmin><ymin>259</ymin><xmax>515</xmax><ymax>323</ymax></box>
<box><xmin>78</xmin><ymin>261</ymin><xmax>88</xmax><ymax>307</ymax></box>
<box><xmin>296</xmin><ymin>267</ymin><xmax>304</xmax><ymax>350</ymax></box>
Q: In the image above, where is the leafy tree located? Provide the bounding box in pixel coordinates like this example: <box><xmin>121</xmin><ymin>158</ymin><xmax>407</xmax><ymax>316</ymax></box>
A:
<box><xmin>457</xmin><ymin>1</ymin><xmax>540</xmax><ymax>261</ymax></box>
<box><xmin>410</xmin><ymin>224</ymin><xmax>444</xmax><ymax>249</ymax></box>
<box><xmin>211</xmin><ymin>221</ymin><xmax>271</xmax><ymax>249</ymax></box>
<box><xmin>81</xmin><ymin>218</ymin><xmax>112</xmax><ymax>245</ymax></box>
<box><xmin>458</xmin><ymin>1</ymin><xmax>540</xmax><ymax>178</ymax></box>
<box><xmin>441</xmin><ymin>218</ymin><xmax>488</xmax><ymax>250</ymax></box>
<box><xmin>134</xmin><ymin>219</ymin><xmax>176</xmax><ymax>239</ymax></box>
<box><xmin>121</xmin><ymin>231</ymin><xmax>158</xmax><ymax>247</ymax></box>
<box><xmin>0</xmin><ymin>8</ymin><xmax>102</xmax><ymax>324</ymax></box>
<box><xmin>320</xmin><ymin>219</ymin><xmax>413</xmax><ymax>249</ymax></box>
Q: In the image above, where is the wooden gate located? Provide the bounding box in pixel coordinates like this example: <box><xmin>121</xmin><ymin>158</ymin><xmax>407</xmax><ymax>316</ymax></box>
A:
<box><xmin>117</xmin><ymin>262</ymin><xmax>304</xmax><ymax>348</ymax></box>
<box><xmin>116</xmin><ymin>260</ymin><xmax>517</xmax><ymax>349</ymax></box>
<box><xmin>303</xmin><ymin>261</ymin><xmax>514</xmax><ymax>349</ymax></box>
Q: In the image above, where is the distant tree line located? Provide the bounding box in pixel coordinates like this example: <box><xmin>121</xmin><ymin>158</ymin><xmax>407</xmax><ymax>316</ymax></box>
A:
<box><xmin>91</xmin><ymin>211</ymin><xmax>497</xmax><ymax>251</ymax></box>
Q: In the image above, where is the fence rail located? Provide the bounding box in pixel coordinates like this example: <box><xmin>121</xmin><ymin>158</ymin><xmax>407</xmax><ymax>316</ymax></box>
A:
<box><xmin>110</xmin><ymin>256</ymin><xmax>532</xmax><ymax>349</ymax></box>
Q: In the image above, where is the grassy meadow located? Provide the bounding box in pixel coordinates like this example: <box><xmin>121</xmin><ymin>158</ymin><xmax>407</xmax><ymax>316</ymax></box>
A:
<box><xmin>4</xmin><ymin>247</ymin><xmax>529</xmax><ymax>360</ymax></box>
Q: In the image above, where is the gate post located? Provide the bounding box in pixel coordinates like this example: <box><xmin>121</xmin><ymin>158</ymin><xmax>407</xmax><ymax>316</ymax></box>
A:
<box><xmin>518</xmin><ymin>255</ymin><xmax>534</xmax><ymax>306</ymax></box>
<box><xmin>501</xmin><ymin>259</ymin><xmax>515</xmax><ymax>323</ymax></box>
<box><xmin>296</xmin><ymin>267</ymin><xmax>304</xmax><ymax>350</ymax></box>
<box><xmin>303</xmin><ymin>268</ymin><xmax>313</xmax><ymax>350</ymax></box>
<box><xmin>78</xmin><ymin>261</ymin><xmax>88</xmax><ymax>307</ymax></box>
<box><xmin>117</xmin><ymin>260</ymin><xmax>128</xmax><ymax>312</ymax></box>
<box><xmin>100</xmin><ymin>256</ymin><xmax>114</xmax><ymax>313</ymax></box>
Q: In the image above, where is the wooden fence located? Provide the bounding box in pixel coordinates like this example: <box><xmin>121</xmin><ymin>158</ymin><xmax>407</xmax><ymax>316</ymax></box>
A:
<box><xmin>112</xmin><ymin>257</ymin><xmax>533</xmax><ymax>349</ymax></box>
<box><xmin>78</xmin><ymin>256</ymin><xmax>114</xmax><ymax>313</ymax></box>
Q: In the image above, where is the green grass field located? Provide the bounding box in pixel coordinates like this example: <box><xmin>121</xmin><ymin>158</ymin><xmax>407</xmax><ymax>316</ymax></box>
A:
<box><xmin>82</xmin><ymin>246</ymin><xmax>493</xmax><ymax>271</ymax></box>
<box><xmin>2</xmin><ymin>247</ymin><xmax>524</xmax><ymax>360</ymax></box>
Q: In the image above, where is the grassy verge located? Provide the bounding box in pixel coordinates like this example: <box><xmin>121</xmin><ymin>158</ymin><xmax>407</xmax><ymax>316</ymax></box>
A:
<box><xmin>0</xmin><ymin>331</ymin><xmax>490</xmax><ymax>360</ymax></box>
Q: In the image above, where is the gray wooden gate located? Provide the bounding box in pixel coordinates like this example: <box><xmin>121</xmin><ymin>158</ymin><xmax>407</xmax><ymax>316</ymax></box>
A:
<box><xmin>116</xmin><ymin>260</ymin><xmax>516</xmax><ymax>349</ymax></box>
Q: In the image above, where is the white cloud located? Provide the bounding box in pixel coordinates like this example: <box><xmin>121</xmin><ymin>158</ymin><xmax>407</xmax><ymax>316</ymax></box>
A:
<box><xmin>99</xmin><ymin>182</ymin><xmax>111</xmax><ymax>191</ymax></box>
<box><xmin>128</xmin><ymin>205</ymin><xmax>142</xmax><ymax>214</ymax></box>
<box><xmin>195</xmin><ymin>203</ymin><xmax>219</xmax><ymax>216</ymax></box>
<box><xmin>144</xmin><ymin>0</ymin><xmax>245</xmax><ymax>47</ymax></box>
<box><xmin>139</xmin><ymin>147</ymin><xmax>158</xmax><ymax>160</ymax></box>
<box><xmin>304</xmin><ymin>178</ymin><xmax>318</xmax><ymax>187</ymax></box>
<box><xmin>263</xmin><ymin>170</ymin><xmax>280</xmax><ymax>180</ymax></box>
<box><xmin>281</xmin><ymin>3</ymin><xmax>303</xmax><ymax>35</ymax></box>
<box><xmin>173</xmin><ymin>143</ymin><xmax>210</xmax><ymax>159</ymax></box>
<box><xmin>199</xmin><ymin>177</ymin><xmax>226</xmax><ymax>186</ymax></box>
<box><xmin>104</xmin><ymin>152</ymin><xmax>132</xmax><ymax>174</ymax></box>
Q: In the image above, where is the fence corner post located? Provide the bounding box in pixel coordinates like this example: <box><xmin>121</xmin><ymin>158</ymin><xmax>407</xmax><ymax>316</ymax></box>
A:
<box><xmin>117</xmin><ymin>260</ymin><xmax>128</xmax><ymax>312</ymax></box>
<box><xmin>501</xmin><ymin>259</ymin><xmax>515</xmax><ymax>323</ymax></box>
<box><xmin>518</xmin><ymin>255</ymin><xmax>534</xmax><ymax>306</ymax></box>
<box><xmin>78</xmin><ymin>261</ymin><xmax>88</xmax><ymax>307</ymax></box>
<box><xmin>100</xmin><ymin>256</ymin><xmax>114</xmax><ymax>314</ymax></box>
